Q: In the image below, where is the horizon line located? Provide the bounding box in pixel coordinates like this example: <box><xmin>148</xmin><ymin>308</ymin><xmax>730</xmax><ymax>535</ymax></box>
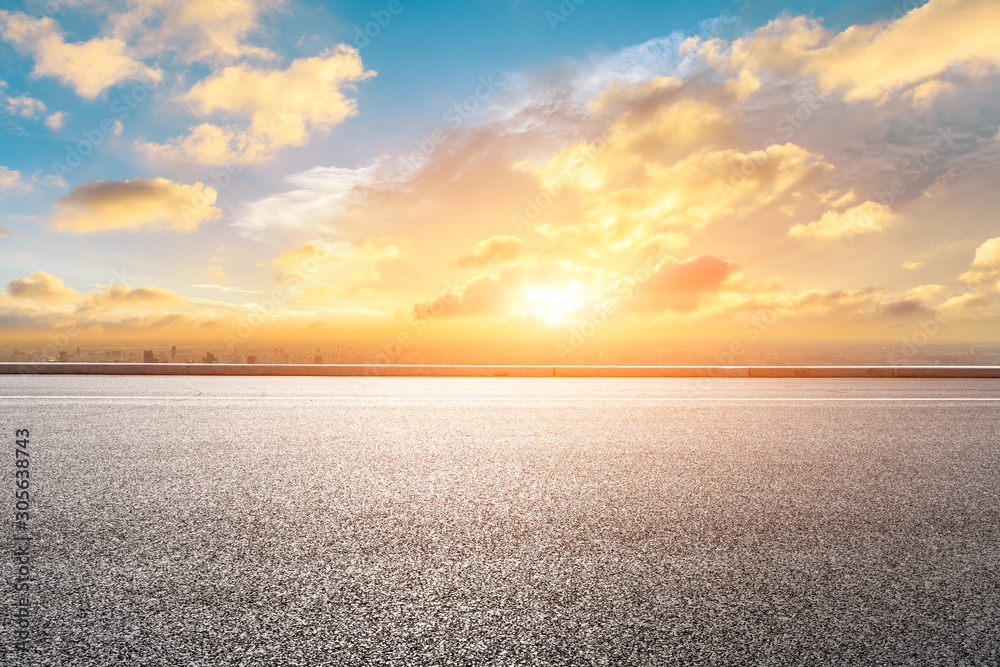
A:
<box><xmin>2</xmin><ymin>363</ymin><xmax>1000</xmax><ymax>379</ymax></box>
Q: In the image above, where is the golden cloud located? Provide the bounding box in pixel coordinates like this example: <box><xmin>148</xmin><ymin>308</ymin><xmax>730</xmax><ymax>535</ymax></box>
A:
<box><xmin>612</xmin><ymin>255</ymin><xmax>738</xmax><ymax>313</ymax></box>
<box><xmin>959</xmin><ymin>236</ymin><xmax>1000</xmax><ymax>283</ymax></box>
<box><xmin>587</xmin><ymin>76</ymin><xmax>684</xmax><ymax>116</ymax></box>
<box><xmin>537</xmin><ymin>141</ymin><xmax>832</xmax><ymax>256</ymax></box>
<box><xmin>788</xmin><ymin>201</ymin><xmax>896</xmax><ymax>240</ymax></box>
<box><xmin>272</xmin><ymin>240</ymin><xmax>347</xmax><ymax>283</ymax></box>
<box><xmin>270</xmin><ymin>237</ymin><xmax>409</xmax><ymax>306</ymax></box>
<box><xmin>455</xmin><ymin>235</ymin><xmax>525</xmax><ymax>267</ymax></box>
<box><xmin>53</xmin><ymin>178</ymin><xmax>222</xmax><ymax>233</ymax></box>
<box><xmin>140</xmin><ymin>46</ymin><xmax>374</xmax><ymax>165</ymax></box>
<box><xmin>906</xmin><ymin>80</ymin><xmax>956</xmax><ymax>107</ymax></box>
<box><xmin>716</xmin><ymin>0</ymin><xmax>1000</xmax><ymax>103</ymax></box>
<box><xmin>538</xmin><ymin>97</ymin><xmax>735</xmax><ymax>193</ymax></box>
<box><xmin>782</xmin><ymin>287</ymin><xmax>933</xmax><ymax>324</ymax></box>
<box><xmin>112</xmin><ymin>0</ymin><xmax>280</xmax><ymax>65</ymax></box>
<box><xmin>938</xmin><ymin>291</ymin><xmax>991</xmax><ymax>313</ymax></box>
<box><xmin>904</xmin><ymin>284</ymin><xmax>947</xmax><ymax>302</ymax></box>
<box><xmin>0</xmin><ymin>11</ymin><xmax>161</xmax><ymax>99</ymax></box>
<box><xmin>358</xmin><ymin>237</ymin><xmax>402</xmax><ymax>262</ymax></box>
<box><xmin>413</xmin><ymin>258</ymin><xmax>592</xmax><ymax>321</ymax></box>
<box><xmin>412</xmin><ymin>272</ymin><xmax>508</xmax><ymax>320</ymax></box>
<box><xmin>6</xmin><ymin>271</ymin><xmax>80</xmax><ymax>303</ymax></box>
<box><xmin>78</xmin><ymin>284</ymin><xmax>193</xmax><ymax>313</ymax></box>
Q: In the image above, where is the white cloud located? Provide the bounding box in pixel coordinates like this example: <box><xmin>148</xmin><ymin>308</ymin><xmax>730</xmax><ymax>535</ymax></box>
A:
<box><xmin>231</xmin><ymin>163</ymin><xmax>381</xmax><ymax>241</ymax></box>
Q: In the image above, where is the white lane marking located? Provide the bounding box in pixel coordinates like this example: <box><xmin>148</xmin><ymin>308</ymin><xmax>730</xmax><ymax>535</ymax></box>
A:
<box><xmin>1</xmin><ymin>396</ymin><xmax>998</xmax><ymax>401</ymax></box>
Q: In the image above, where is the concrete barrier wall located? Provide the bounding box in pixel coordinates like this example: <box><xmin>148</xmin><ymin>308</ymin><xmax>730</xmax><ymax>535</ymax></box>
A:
<box><xmin>555</xmin><ymin>366</ymin><xmax>750</xmax><ymax>378</ymax></box>
<box><xmin>0</xmin><ymin>363</ymin><xmax>554</xmax><ymax>377</ymax></box>
<box><xmin>2</xmin><ymin>363</ymin><xmax>999</xmax><ymax>378</ymax></box>
<box><xmin>746</xmin><ymin>366</ymin><xmax>1000</xmax><ymax>378</ymax></box>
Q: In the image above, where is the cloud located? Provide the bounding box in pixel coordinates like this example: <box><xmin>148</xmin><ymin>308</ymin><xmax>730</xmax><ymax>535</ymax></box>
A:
<box><xmin>231</xmin><ymin>163</ymin><xmax>380</xmax><ymax>241</ymax></box>
<box><xmin>455</xmin><ymin>235</ymin><xmax>525</xmax><ymax>267</ymax></box>
<box><xmin>507</xmin><ymin>71</ymin><xmax>842</xmax><ymax>261</ymax></box>
<box><xmin>902</xmin><ymin>261</ymin><xmax>926</xmax><ymax>270</ymax></box>
<box><xmin>111</xmin><ymin>0</ymin><xmax>282</xmax><ymax>65</ymax></box>
<box><xmin>206</xmin><ymin>245</ymin><xmax>229</xmax><ymax>282</ymax></box>
<box><xmin>44</xmin><ymin>111</ymin><xmax>66</xmax><ymax>130</ymax></box>
<box><xmin>413</xmin><ymin>258</ymin><xmax>592</xmax><ymax>321</ymax></box>
<box><xmin>620</xmin><ymin>255</ymin><xmax>738</xmax><ymax>313</ymax></box>
<box><xmin>0</xmin><ymin>225</ymin><xmax>15</xmax><ymax>238</ymax></box>
<box><xmin>536</xmin><ymin>140</ymin><xmax>833</xmax><ymax>255</ymax></box>
<box><xmin>52</xmin><ymin>178</ymin><xmax>222</xmax><ymax>233</ymax></box>
<box><xmin>5</xmin><ymin>1</ymin><xmax>978</xmax><ymax>344</ymax></box>
<box><xmin>139</xmin><ymin>46</ymin><xmax>374</xmax><ymax>165</ymax></box>
<box><xmin>537</xmin><ymin>96</ymin><xmax>738</xmax><ymax>194</ymax></box>
<box><xmin>78</xmin><ymin>284</ymin><xmax>192</xmax><ymax>313</ymax></box>
<box><xmin>272</xmin><ymin>240</ymin><xmax>346</xmax><ymax>282</ymax></box>
<box><xmin>706</xmin><ymin>0</ymin><xmax>1000</xmax><ymax>103</ymax></box>
<box><xmin>904</xmin><ymin>284</ymin><xmax>946</xmax><ymax>302</ymax></box>
<box><xmin>271</xmin><ymin>236</ymin><xmax>407</xmax><ymax>305</ymax></box>
<box><xmin>0</xmin><ymin>166</ymin><xmax>29</xmax><ymax>192</ymax></box>
<box><xmin>781</xmin><ymin>287</ymin><xmax>933</xmax><ymax>324</ymax></box>
<box><xmin>5</xmin><ymin>94</ymin><xmax>45</xmax><ymax>118</ymax></box>
<box><xmin>906</xmin><ymin>80</ymin><xmax>956</xmax><ymax>107</ymax></box>
<box><xmin>959</xmin><ymin>236</ymin><xmax>1000</xmax><ymax>283</ymax></box>
<box><xmin>788</xmin><ymin>201</ymin><xmax>897</xmax><ymax>240</ymax></box>
<box><xmin>938</xmin><ymin>290</ymin><xmax>991</xmax><ymax>313</ymax></box>
<box><xmin>414</xmin><ymin>273</ymin><xmax>506</xmax><ymax>319</ymax></box>
<box><xmin>358</xmin><ymin>237</ymin><xmax>401</xmax><ymax>262</ymax></box>
<box><xmin>0</xmin><ymin>11</ymin><xmax>162</xmax><ymax>99</ymax></box>
<box><xmin>6</xmin><ymin>271</ymin><xmax>81</xmax><ymax>303</ymax></box>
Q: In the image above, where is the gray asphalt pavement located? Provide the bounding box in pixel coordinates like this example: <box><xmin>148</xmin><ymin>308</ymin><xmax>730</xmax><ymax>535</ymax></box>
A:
<box><xmin>2</xmin><ymin>377</ymin><xmax>998</xmax><ymax>665</ymax></box>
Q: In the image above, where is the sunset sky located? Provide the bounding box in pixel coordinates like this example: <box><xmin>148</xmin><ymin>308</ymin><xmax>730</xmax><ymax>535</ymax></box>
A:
<box><xmin>1</xmin><ymin>0</ymin><xmax>999</xmax><ymax>352</ymax></box>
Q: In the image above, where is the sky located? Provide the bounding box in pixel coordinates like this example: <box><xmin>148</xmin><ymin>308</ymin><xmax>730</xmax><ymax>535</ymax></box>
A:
<box><xmin>1</xmin><ymin>0</ymin><xmax>999</xmax><ymax>357</ymax></box>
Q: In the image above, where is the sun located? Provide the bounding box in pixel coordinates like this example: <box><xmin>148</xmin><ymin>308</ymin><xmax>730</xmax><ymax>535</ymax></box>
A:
<box><xmin>524</xmin><ymin>283</ymin><xmax>583</xmax><ymax>326</ymax></box>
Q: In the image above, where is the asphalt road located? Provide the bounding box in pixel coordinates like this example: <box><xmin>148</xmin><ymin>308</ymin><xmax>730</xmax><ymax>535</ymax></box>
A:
<box><xmin>2</xmin><ymin>377</ymin><xmax>999</xmax><ymax>665</ymax></box>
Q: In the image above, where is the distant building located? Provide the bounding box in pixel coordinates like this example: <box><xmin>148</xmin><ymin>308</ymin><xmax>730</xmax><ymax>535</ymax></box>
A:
<box><xmin>202</xmin><ymin>352</ymin><xmax>218</xmax><ymax>364</ymax></box>
<box><xmin>58</xmin><ymin>351</ymin><xmax>68</xmax><ymax>362</ymax></box>
<box><xmin>314</xmin><ymin>355</ymin><xmax>323</xmax><ymax>364</ymax></box>
<box><xmin>170</xmin><ymin>346</ymin><xmax>177</xmax><ymax>363</ymax></box>
<box><xmin>143</xmin><ymin>350</ymin><xmax>156</xmax><ymax>363</ymax></box>
<box><xmin>247</xmin><ymin>355</ymin><xmax>256</xmax><ymax>364</ymax></box>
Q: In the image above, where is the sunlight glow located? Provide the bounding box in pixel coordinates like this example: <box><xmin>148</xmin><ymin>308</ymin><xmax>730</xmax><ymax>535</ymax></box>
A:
<box><xmin>524</xmin><ymin>283</ymin><xmax>583</xmax><ymax>326</ymax></box>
